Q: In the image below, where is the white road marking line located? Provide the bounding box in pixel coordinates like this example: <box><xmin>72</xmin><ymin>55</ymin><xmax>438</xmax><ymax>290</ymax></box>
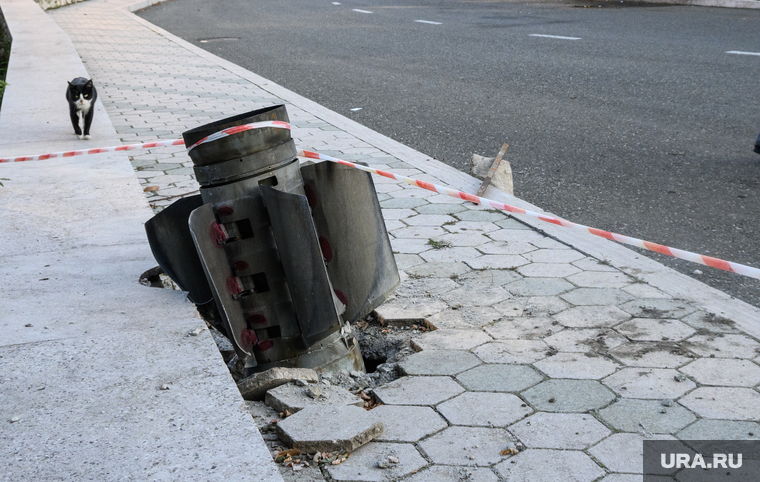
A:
<box><xmin>415</xmin><ymin>20</ymin><xmax>442</xmax><ymax>25</ymax></box>
<box><xmin>726</xmin><ymin>51</ymin><xmax>760</xmax><ymax>56</ymax></box>
<box><xmin>352</xmin><ymin>9</ymin><xmax>373</xmax><ymax>13</ymax></box>
<box><xmin>332</xmin><ymin>2</ymin><xmax>341</xmax><ymax>4</ymax></box>
<box><xmin>530</xmin><ymin>34</ymin><xmax>581</xmax><ymax>40</ymax></box>
<box><xmin>350</xmin><ymin>108</ymin><xmax>363</xmax><ymax>111</ymax></box>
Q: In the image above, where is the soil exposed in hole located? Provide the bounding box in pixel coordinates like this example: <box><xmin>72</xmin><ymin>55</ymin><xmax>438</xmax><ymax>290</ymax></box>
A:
<box><xmin>318</xmin><ymin>312</ymin><xmax>434</xmax><ymax>392</ymax></box>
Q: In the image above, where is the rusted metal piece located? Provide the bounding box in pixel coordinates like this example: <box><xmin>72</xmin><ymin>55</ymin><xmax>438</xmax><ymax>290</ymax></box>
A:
<box><xmin>475</xmin><ymin>143</ymin><xmax>509</xmax><ymax>198</ymax></box>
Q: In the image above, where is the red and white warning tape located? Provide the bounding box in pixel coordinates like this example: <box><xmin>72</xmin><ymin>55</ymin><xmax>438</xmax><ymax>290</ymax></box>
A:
<box><xmin>185</xmin><ymin>120</ymin><xmax>290</xmax><ymax>152</ymax></box>
<box><xmin>0</xmin><ymin>139</ymin><xmax>185</xmax><ymax>163</ymax></box>
<box><xmin>2</xmin><ymin>122</ymin><xmax>759</xmax><ymax>281</ymax></box>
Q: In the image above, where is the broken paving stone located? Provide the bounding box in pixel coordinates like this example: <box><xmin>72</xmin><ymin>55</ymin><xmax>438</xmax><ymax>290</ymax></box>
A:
<box><xmin>237</xmin><ymin>367</ymin><xmax>319</xmax><ymax>401</ymax></box>
<box><xmin>327</xmin><ymin>442</ymin><xmax>427</xmax><ymax>481</ymax></box>
<box><xmin>275</xmin><ymin>405</ymin><xmax>383</xmax><ymax>453</ymax></box>
<box><xmin>264</xmin><ymin>382</ymin><xmax>364</xmax><ymax>414</ymax></box>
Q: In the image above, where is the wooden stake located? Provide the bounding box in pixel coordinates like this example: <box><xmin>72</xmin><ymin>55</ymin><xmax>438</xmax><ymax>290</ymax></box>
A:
<box><xmin>475</xmin><ymin>143</ymin><xmax>509</xmax><ymax>198</ymax></box>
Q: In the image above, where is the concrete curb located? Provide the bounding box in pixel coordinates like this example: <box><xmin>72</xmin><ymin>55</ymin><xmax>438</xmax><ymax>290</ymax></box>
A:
<box><xmin>123</xmin><ymin>0</ymin><xmax>760</xmax><ymax>339</ymax></box>
<box><xmin>0</xmin><ymin>1</ymin><xmax>283</xmax><ymax>480</ymax></box>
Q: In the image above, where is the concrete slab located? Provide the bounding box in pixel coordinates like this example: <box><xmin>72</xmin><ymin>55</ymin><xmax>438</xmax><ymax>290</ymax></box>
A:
<box><xmin>614</xmin><ymin>318</ymin><xmax>696</xmax><ymax>342</ymax></box>
<box><xmin>608</xmin><ymin>342</ymin><xmax>696</xmax><ymax>368</ymax></box>
<box><xmin>553</xmin><ymin>306</ymin><xmax>631</xmax><ymax>328</ymax></box>
<box><xmin>544</xmin><ymin>329</ymin><xmax>627</xmax><ymax>353</ymax></box>
<box><xmin>264</xmin><ymin>382</ymin><xmax>364</xmax><ymax>413</ymax></box>
<box><xmin>238</xmin><ymin>367</ymin><xmax>319</xmax><ymax>401</ymax></box>
<box><xmin>275</xmin><ymin>405</ymin><xmax>384</xmax><ymax>453</ymax></box>
<box><xmin>473</xmin><ymin>340</ymin><xmax>549</xmax><ymax>364</ymax></box>
<box><xmin>588</xmin><ymin>433</ymin><xmax>676</xmax><ymax>474</ymax></box>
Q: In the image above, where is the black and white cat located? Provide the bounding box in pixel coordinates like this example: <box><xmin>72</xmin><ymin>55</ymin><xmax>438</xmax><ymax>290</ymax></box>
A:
<box><xmin>66</xmin><ymin>77</ymin><xmax>97</xmax><ymax>140</ymax></box>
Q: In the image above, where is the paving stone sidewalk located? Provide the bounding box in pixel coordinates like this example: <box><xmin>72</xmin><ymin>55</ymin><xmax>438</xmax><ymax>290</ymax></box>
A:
<box><xmin>48</xmin><ymin>1</ymin><xmax>760</xmax><ymax>480</ymax></box>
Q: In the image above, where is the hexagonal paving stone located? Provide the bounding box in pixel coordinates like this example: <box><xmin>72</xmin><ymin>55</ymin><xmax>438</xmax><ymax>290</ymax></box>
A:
<box><xmin>495</xmin><ymin>217</ymin><xmax>532</xmax><ymax>230</ymax></box>
<box><xmin>517</xmin><ymin>263</ymin><xmax>581</xmax><ymax>278</ymax></box>
<box><xmin>679</xmin><ymin>358</ymin><xmax>760</xmax><ymax>387</ymax></box>
<box><xmin>478</xmin><ymin>240</ymin><xmax>537</xmax><ymax>255</ymax></box>
<box><xmin>433</xmin><ymin>232</ymin><xmax>491</xmax><ymax>247</ymax></box>
<box><xmin>437</xmin><ymin>392</ymin><xmax>533</xmax><ymax>427</ymax></box>
<box><xmin>370</xmin><ymin>405</ymin><xmax>448</xmax><ymax>442</ymax></box>
<box><xmin>504</xmin><ymin>278</ymin><xmax>575</xmax><ymax>297</ymax></box>
<box><xmin>683</xmin><ymin>334</ymin><xmax>760</xmax><ymax>359</ymax></box>
<box><xmin>275</xmin><ymin>405</ymin><xmax>384</xmax><ymax>453</ymax></box>
<box><xmin>395</xmin><ymin>254</ymin><xmax>425</xmax><ymax>270</ymax></box>
<box><xmin>493</xmin><ymin>299</ymin><xmax>527</xmax><ymax>317</ymax></box>
<box><xmin>382</xmin><ymin>208</ymin><xmax>418</xmax><ymax>220</ymax></box>
<box><xmin>440</xmin><ymin>285</ymin><xmax>511</xmax><ymax>307</ymax></box>
<box><xmin>566</xmin><ymin>271</ymin><xmax>632</xmax><ymax>289</ymax></box>
<box><xmin>415</xmin><ymin>203</ymin><xmax>468</xmax><ymax>215</ymax></box>
<box><xmin>391</xmin><ymin>238</ymin><xmax>434</xmax><ymax>254</ymax></box>
<box><xmin>534</xmin><ymin>352</ymin><xmax>618</xmax><ymax>379</ymax></box>
<box><xmin>572</xmin><ymin>258</ymin><xmax>619</xmax><ymax>272</ymax></box>
<box><xmin>405</xmin><ymin>466</ymin><xmax>498</xmax><ymax>482</ymax></box>
<box><xmin>609</xmin><ymin>342</ymin><xmax>696</xmax><ymax>368</ymax></box>
<box><xmin>680</xmin><ymin>387</ymin><xmax>760</xmax><ymax>420</ymax></box>
<box><xmin>457</xmin><ymin>210</ymin><xmax>508</xmax><ymax>223</ymax></box>
<box><xmin>374</xmin><ymin>297</ymin><xmax>448</xmax><ymax>320</ymax></box>
<box><xmin>622</xmin><ymin>283</ymin><xmax>672</xmax><ymax>299</ymax></box>
<box><xmin>456</xmin><ymin>269</ymin><xmax>522</xmax><ymax>287</ymax></box>
<box><xmin>677</xmin><ymin>419</ymin><xmax>760</xmax><ymax>440</ymax></box>
<box><xmin>404</xmin><ymin>214</ymin><xmax>457</xmax><ymax>226</ymax></box>
<box><xmin>428</xmin><ymin>306</ymin><xmax>502</xmax><ymax>329</ymax></box>
<box><xmin>553</xmin><ymin>306</ymin><xmax>631</xmax><ymax>328</ymax></box>
<box><xmin>523</xmin><ymin>249</ymin><xmax>586</xmax><ymax>263</ymax></box>
<box><xmin>381</xmin><ymin>197</ymin><xmax>428</xmax><ymax>209</ymax></box>
<box><xmin>484</xmin><ymin>316</ymin><xmax>556</xmax><ymax>340</ymax></box>
<box><xmin>399</xmin><ymin>350</ymin><xmax>482</xmax><ymax>376</ymax></box>
<box><xmin>489</xmin><ymin>228</ymin><xmax>548</xmax><ymax>244</ymax></box>
<box><xmin>681</xmin><ymin>311</ymin><xmax>740</xmax><ymax>334</ymax></box>
<box><xmin>411</xmin><ymin>328</ymin><xmax>492</xmax><ymax>351</ymax></box>
<box><xmin>395</xmin><ymin>277</ymin><xmax>459</xmax><ymax>298</ymax></box>
<box><xmin>588</xmin><ymin>433</ymin><xmax>676</xmax><ymax>474</ymax></box>
<box><xmin>373</xmin><ymin>376</ymin><xmax>465</xmax><ymax>406</ymax></box>
<box><xmin>602</xmin><ymin>368</ymin><xmax>696</xmax><ymax>399</ymax></box>
<box><xmin>393</xmin><ymin>226</ymin><xmax>447</xmax><ymax>239</ymax></box>
<box><xmin>465</xmin><ymin>255</ymin><xmax>530</xmax><ymax>270</ymax></box>
<box><xmin>599</xmin><ymin>399</ymin><xmax>696</xmax><ymax>433</ymax></box>
<box><xmin>615</xmin><ymin>318</ymin><xmax>696</xmax><ymax>342</ymax></box>
<box><xmin>326</xmin><ymin>442</ymin><xmax>427</xmax><ymax>481</ymax></box>
<box><xmin>421</xmin><ymin>246</ymin><xmax>483</xmax><ymax>263</ymax></box>
<box><xmin>596</xmin><ymin>475</ymin><xmax>645</xmax><ymax>482</ymax></box>
<box><xmin>456</xmin><ymin>364</ymin><xmax>544</xmax><ymax>392</ymax></box>
<box><xmin>524</xmin><ymin>296</ymin><xmax>571</xmax><ymax>315</ymax></box>
<box><xmin>521</xmin><ymin>379</ymin><xmax>616</xmax><ymax>412</ymax></box>
<box><xmin>473</xmin><ymin>340</ymin><xmax>549</xmax><ymax>364</ymax></box>
<box><xmin>418</xmin><ymin>426</ymin><xmax>512</xmax><ymax>466</ymax></box>
<box><xmin>560</xmin><ymin>288</ymin><xmax>634</xmax><ymax>306</ymax></box>
<box><xmin>404</xmin><ymin>261</ymin><xmax>471</xmax><ymax>278</ymax></box>
<box><xmin>544</xmin><ymin>329</ymin><xmax>627</xmax><ymax>353</ymax></box>
<box><xmin>619</xmin><ymin>299</ymin><xmax>696</xmax><ymax>319</ymax></box>
<box><xmin>494</xmin><ymin>449</ymin><xmax>605</xmax><ymax>482</ymax></box>
<box><xmin>509</xmin><ymin>412</ymin><xmax>610</xmax><ymax>449</ymax></box>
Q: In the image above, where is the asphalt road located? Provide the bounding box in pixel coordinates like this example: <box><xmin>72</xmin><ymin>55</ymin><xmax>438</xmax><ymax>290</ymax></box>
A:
<box><xmin>138</xmin><ymin>0</ymin><xmax>760</xmax><ymax>308</ymax></box>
